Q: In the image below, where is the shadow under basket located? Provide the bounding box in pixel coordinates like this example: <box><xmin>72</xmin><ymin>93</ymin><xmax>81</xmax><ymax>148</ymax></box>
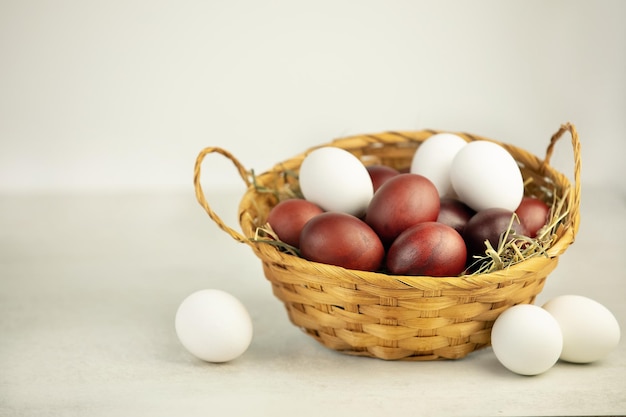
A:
<box><xmin>194</xmin><ymin>123</ymin><xmax>582</xmax><ymax>361</ymax></box>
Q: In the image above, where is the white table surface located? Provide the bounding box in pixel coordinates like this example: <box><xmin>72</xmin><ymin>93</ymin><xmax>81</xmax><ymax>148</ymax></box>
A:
<box><xmin>1</xmin><ymin>187</ymin><xmax>624</xmax><ymax>417</ymax></box>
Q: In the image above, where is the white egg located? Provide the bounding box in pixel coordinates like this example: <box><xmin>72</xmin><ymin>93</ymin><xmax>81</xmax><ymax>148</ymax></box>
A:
<box><xmin>410</xmin><ymin>133</ymin><xmax>468</xmax><ymax>197</ymax></box>
<box><xmin>299</xmin><ymin>146</ymin><xmax>374</xmax><ymax>216</ymax></box>
<box><xmin>175</xmin><ymin>289</ymin><xmax>253</xmax><ymax>363</ymax></box>
<box><xmin>491</xmin><ymin>304</ymin><xmax>563</xmax><ymax>376</ymax></box>
<box><xmin>542</xmin><ymin>295</ymin><xmax>621</xmax><ymax>363</ymax></box>
<box><xmin>450</xmin><ymin>141</ymin><xmax>524</xmax><ymax>212</ymax></box>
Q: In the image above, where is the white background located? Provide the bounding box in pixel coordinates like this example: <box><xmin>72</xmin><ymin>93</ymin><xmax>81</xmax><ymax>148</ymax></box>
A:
<box><xmin>1</xmin><ymin>0</ymin><xmax>625</xmax><ymax>193</ymax></box>
<box><xmin>2</xmin><ymin>2</ymin><xmax>626</xmax><ymax>415</ymax></box>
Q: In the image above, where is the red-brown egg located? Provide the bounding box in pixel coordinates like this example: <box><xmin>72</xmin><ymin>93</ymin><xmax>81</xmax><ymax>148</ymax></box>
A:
<box><xmin>266</xmin><ymin>199</ymin><xmax>324</xmax><ymax>248</ymax></box>
<box><xmin>299</xmin><ymin>212</ymin><xmax>385</xmax><ymax>272</ymax></box>
<box><xmin>437</xmin><ymin>198</ymin><xmax>476</xmax><ymax>235</ymax></box>
<box><xmin>366</xmin><ymin>165</ymin><xmax>400</xmax><ymax>192</ymax></box>
<box><xmin>365</xmin><ymin>173</ymin><xmax>440</xmax><ymax>246</ymax></box>
<box><xmin>463</xmin><ymin>208</ymin><xmax>529</xmax><ymax>259</ymax></box>
<box><xmin>515</xmin><ymin>196</ymin><xmax>550</xmax><ymax>238</ymax></box>
<box><xmin>386</xmin><ymin>222</ymin><xmax>467</xmax><ymax>276</ymax></box>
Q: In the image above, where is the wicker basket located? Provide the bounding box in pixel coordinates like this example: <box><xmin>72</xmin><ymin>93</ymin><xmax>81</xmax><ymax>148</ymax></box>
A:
<box><xmin>194</xmin><ymin>123</ymin><xmax>581</xmax><ymax>361</ymax></box>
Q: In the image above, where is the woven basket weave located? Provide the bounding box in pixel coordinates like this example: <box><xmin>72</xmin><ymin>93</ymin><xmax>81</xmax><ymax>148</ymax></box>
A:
<box><xmin>194</xmin><ymin>123</ymin><xmax>581</xmax><ymax>361</ymax></box>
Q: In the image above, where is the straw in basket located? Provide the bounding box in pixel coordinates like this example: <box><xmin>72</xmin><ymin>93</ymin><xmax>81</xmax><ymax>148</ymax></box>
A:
<box><xmin>193</xmin><ymin>123</ymin><xmax>581</xmax><ymax>361</ymax></box>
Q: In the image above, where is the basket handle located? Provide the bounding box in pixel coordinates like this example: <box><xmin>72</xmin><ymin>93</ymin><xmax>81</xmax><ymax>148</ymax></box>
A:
<box><xmin>541</xmin><ymin>122</ymin><xmax>582</xmax><ymax>235</ymax></box>
<box><xmin>193</xmin><ymin>147</ymin><xmax>252</xmax><ymax>245</ymax></box>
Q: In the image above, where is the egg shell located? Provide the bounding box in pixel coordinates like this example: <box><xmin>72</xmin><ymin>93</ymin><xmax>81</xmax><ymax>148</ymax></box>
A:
<box><xmin>365</xmin><ymin>173</ymin><xmax>440</xmax><ymax>246</ymax></box>
<box><xmin>437</xmin><ymin>197</ymin><xmax>475</xmax><ymax>235</ymax></box>
<box><xmin>299</xmin><ymin>212</ymin><xmax>385</xmax><ymax>272</ymax></box>
<box><xmin>366</xmin><ymin>164</ymin><xmax>400</xmax><ymax>192</ymax></box>
<box><xmin>175</xmin><ymin>289</ymin><xmax>253</xmax><ymax>363</ymax></box>
<box><xmin>516</xmin><ymin>196</ymin><xmax>550</xmax><ymax>238</ymax></box>
<box><xmin>542</xmin><ymin>295</ymin><xmax>621</xmax><ymax>363</ymax></box>
<box><xmin>491</xmin><ymin>304</ymin><xmax>563</xmax><ymax>376</ymax></box>
<box><xmin>299</xmin><ymin>147</ymin><xmax>374</xmax><ymax>217</ymax></box>
<box><xmin>266</xmin><ymin>198</ymin><xmax>324</xmax><ymax>248</ymax></box>
<box><xmin>386</xmin><ymin>222</ymin><xmax>467</xmax><ymax>277</ymax></box>
<box><xmin>450</xmin><ymin>140</ymin><xmax>524</xmax><ymax>212</ymax></box>
<box><xmin>462</xmin><ymin>208</ymin><xmax>528</xmax><ymax>261</ymax></box>
<box><xmin>410</xmin><ymin>133</ymin><xmax>468</xmax><ymax>197</ymax></box>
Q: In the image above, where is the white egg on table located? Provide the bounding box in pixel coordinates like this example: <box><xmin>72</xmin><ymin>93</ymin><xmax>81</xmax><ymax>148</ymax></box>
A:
<box><xmin>410</xmin><ymin>133</ymin><xmax>468</xmax><ymax>197</ymax></box>
<box><xmin>542</xmin><ymin>295</ymin><xmax>621</xmax><ymax>363</ymax></box>
<box><xmin>491</xmin><ymin>304</ymin><xmax>563</xmax><ymax>376</ymax></box>
<box><xmin>450</xmin><ymin>140</ymin><xmax>524</xmax><ymax>212</ymax></box>
<box><xmin>175</xmin><ymin>289</ymin><xmax>253</xmax><ymax>363</ymax></box>
<box><xmin>298</xmin><ymin>146</ymin><xmax>374</xmax><ymax>217</ymax></box>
